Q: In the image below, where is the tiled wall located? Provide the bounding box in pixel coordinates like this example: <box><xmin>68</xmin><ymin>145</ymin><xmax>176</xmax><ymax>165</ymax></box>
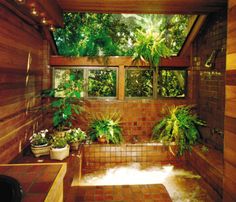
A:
<box><xmin>82</xmin><ymin>144</ymin><xmax>184</xmax><ymax>173</ymax></box>
<box><xmin>192</xmin><ymin>10</ymin><xmax>227</xmax><ymax>151</ymax></box>
<box><xmin>75</xmin><ymin>99</ymin><xmax>193</xmax><ymax>143</ymax></box>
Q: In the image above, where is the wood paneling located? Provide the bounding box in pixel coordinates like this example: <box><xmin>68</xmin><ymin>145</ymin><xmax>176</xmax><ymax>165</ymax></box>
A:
<box><xmin>0</xmin><ymin>5</ymin><xmax>50</xmax><ymax>163</ymax></box>
<box><xmin>57</xmin><ymin>0</ymin><xmax>227</xmax><ymax>14</ymax></box>
<box><xmin>224</xmin><ymin>0</ymin><xmax>236</xmax><ymax>201</ymax></box>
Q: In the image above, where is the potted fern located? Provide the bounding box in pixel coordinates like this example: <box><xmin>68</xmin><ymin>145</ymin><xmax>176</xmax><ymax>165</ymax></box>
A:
<box><xmin>88</xmin><ymin>112</ymin><xmax>123</xmax><ymax>144</ymax></box>
<box><xmin>30</xmin><ymin>129</ymin><xmax>51</xmax><ymax>157</ymax></box>
<box><xmin>152</xmin><ymin>105</ymin><xmax>206</xmax><ymax>156</ymax></box>
<box><xmin>133</xmin><ymin>28</ymin><xmax>171</xmax><ymax>71</ymax></box>
<box><xmin>50</xmin><ymin>136</ymin><xmax>70</xmax><ymax>161</ymax></box>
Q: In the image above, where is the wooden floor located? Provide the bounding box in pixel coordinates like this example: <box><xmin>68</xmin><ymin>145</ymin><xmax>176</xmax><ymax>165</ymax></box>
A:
<box><xmin>12</xmin><ymin>148</ymin><xmax>215</xmax><ymax>202</ymax></box>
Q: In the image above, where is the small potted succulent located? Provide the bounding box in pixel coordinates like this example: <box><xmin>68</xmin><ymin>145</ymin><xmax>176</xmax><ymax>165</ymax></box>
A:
<box><xmin>50</xmin><ymin>136</ymin><xmax>70</xmax><ymax>161</ymax></box>
<box><xmin>30</xmin><ymin>129</ymin><xmax>51</xmax><ymax>157</ymax></box>
<box><xmin>66</xmin><ymin>128</ymin><xmax>87</xmax><ymax>150</ymax></box>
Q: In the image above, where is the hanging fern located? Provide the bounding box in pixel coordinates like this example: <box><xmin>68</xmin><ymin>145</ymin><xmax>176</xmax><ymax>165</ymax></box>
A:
<box><xmin>152</xmin><ymin>105</ymin><xmax>206</xmax><ymax>156</ymax></box>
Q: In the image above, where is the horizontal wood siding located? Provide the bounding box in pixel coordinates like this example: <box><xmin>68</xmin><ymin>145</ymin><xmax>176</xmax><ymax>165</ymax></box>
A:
<box><xmin>224</xmin><ymin>0</ymin><xmax>236</xmax><ymax>201</ymax></box>
<box><xmin>0</xmin><ymin>5</ymin><xmax>50</xmax><ymax>163</ymax></box>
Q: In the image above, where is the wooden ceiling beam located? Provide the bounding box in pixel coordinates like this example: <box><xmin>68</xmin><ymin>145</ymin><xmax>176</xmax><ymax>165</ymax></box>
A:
<box><xmin>179</xmin><ymin>15</ymin><xmax>207</xmax><ymax>56</ymax></box>
<box><xmin>57</xmin><ymin>0</ymin><xmax>227</xmax><ymax>14</ymax></box>
<box><xmin>37</xmin><ymin>0</ymin><xmax>63</xmax><ymax>27</ymax></box>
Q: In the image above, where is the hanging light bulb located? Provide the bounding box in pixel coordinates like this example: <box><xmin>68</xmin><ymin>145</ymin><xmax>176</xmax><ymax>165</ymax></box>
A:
<box><xmin>49</xmin><ymin>25</ymin><xmax>55</xmax><ymax>32</ymax></box>
<box><xmin>31</xmin><ymin>7</ymin><xmax>38</xmax><ymax>16</ymax></box>
<box><xmin>15</xmin><ymin>0</ymin><xmax>26</xmax><ymax>4</ymax></box>
<box><xmin>41</xmin><ymin>17</ymin><xmax>47</xmax><ymax>25</ymax></box>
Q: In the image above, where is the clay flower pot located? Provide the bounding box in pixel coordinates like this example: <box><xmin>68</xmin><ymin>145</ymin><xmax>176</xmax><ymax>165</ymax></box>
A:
<box><xmin>70</xmin><ymin>142</ymin><xmax>80</xmax><ymax>150</ymax></box>
<box><xmin>98</xmin><ymin>136</ymin><xmax>107</xmax><ymax>144</ymax></box>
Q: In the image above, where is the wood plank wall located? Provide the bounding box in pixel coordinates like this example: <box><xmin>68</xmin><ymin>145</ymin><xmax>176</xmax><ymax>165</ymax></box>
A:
<box><xmin>224</xmin><ymin>0</ymin><xmax>236</xmax><ymax>201</ymax></box>
<box><xmin>0</xmin><ymin>4</ymin><xmax>50</xmax><ymax>163</ymax></box>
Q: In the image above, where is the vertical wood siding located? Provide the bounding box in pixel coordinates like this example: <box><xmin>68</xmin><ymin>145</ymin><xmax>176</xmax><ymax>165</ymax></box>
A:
<box><xmin>224</xmin><ymin>0</ymin><xmax>236</xmax><ymax>201</ymax></box>
<box><xmin>0</xmin><ymin>5</ymin><xmax>50</xmax><ymax>163</ymax></box>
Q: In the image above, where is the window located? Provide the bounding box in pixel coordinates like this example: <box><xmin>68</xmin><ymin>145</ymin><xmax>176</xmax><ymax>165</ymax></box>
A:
<box><xmin>53</xmin><ymin>66</ymin><xmax>187</xmax><ymax>100</ymax></box>
<box><xmin>88</xmin><ymin>69</ymin><xmax>117</xmax><ymax>97</ymax></box>
<box><xmin>54</xmin><ymin>68</ymin><xmax>84</xmax><ymax>97</ymax></box>
<box><xmin>53</xmin><ymin>67</ymin><xmax>117</xmax><ymax>98</ymax></box>
<box><xmin>158</xmin><ymin>68</ymin><xmax>187</xmax><ymax>98</ymax></box>
<box><xmin>125</xmin><ymin>68</ymin><xmax>153</xmax><ymax>98</ymax></box>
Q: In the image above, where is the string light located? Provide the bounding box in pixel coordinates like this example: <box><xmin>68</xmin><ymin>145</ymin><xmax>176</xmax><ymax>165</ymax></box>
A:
<box><xmin>31</xmin><ymin>7</ymin><xmax>38</xmax><ymax>16</ymax></box>
<box><xmin>41</xmin><ymin>17</ymin><xmax>47</xmax><ymax>25</ymax></box>
<box><xmin>49</xmin><ymin>25</ymin><xmax>56</xmax><ymax>32</ymax></box>
<box><xmin>15</xmin><ymin>0</ymin><xmax>26</xmax><ymax>4</ymax></box>
<box><xmin>15</xmin><ymin>1</ymin><xmax>56</xmax><ymax>32</ymax></box>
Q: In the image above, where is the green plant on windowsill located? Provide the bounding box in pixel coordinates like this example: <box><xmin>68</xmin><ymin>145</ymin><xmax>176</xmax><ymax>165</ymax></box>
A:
<box><xmin>88</xmin><ymin>112</ymin><xmax>123</xmax><ymax>144</ymax></box>
<box><xmin>42</xmin><ymin>71</ymin><xmax>83</xmax><ymax>132</ymax></box>
<box><xmin>152</xmin><ymin>105</ymin><xmax>206</xmax><ymax>156</ymax></box>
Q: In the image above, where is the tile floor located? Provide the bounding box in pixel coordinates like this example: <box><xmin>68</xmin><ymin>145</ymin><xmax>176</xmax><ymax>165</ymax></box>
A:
<box><xmin>66</xmin><ymin>184</ymin><xmax>172</xmax><ymax>202</ymax></box>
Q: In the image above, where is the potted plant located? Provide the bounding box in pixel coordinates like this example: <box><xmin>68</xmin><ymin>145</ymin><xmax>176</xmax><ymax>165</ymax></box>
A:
<box><xmin>66</xmin><ymin>128</ymin><xmax>87</xmax><ymax>150</ymax></box>
<box><xmin>88</xmin><ymin>112</ymin><xmax>123</xmax><ymax>144</ymax></box>
<box><xmin>152</xmin><ymin>105</ymin><xmax>206</xmax><ymax>156</ymax></box>
<box><xmin>42</xmin><ymin>71</ymin><xmax>83</xmax><ymax>136</ymax></box>
<box><xmin>30</xmin><ymin>129</ymin><xmax>51</xmax><ymax>157</ymax></box>
<box><xmin>133</xmin><ymin>27</ymin><xmax>171</xmax><ymax>71</ymax></box>
<box><xmin>50</xmin><ymin>136</ymin><xmax>70</xmax><ymax>161</ymax></box>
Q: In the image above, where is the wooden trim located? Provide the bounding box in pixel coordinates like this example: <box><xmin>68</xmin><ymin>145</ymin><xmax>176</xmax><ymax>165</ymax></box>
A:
<box><xmin>50</xmin><ymin>56</ymin><xmax>190</xmax><ymax>67</ymax></box>
<box><xmin>57</xmin><ymin>0</ymin><xmax>227</xmax><ymax>14</ymax></box>
<box><xmin>45</xmin><ymin>163</ymin><xmax>67</xmax><ymax>202</ymax></box>
<box><xmin>42</xmin><ymin>27</ymin><xmax>58</xmax><ymax>55</ymax></box>
<box><xmin>118</xmin><ymin>65</ymin><xmax>125</xmax><ymax>100</ymax></box>
<box><xmin>179</xmin><ymin>15</ymin><xmax>207</xmax><ymax>56</ymax></box>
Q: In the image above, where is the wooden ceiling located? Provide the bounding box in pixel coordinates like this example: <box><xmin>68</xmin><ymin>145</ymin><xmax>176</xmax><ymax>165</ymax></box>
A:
<box><xmin>56</xmin><ymin>0</ymin><xmax>227</xmax><ymax>14</ymax></box>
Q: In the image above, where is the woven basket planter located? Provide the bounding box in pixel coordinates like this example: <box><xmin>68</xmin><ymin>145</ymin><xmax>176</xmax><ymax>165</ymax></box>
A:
<box><xmin>31</xmin><ymin>144</ymin><xmax>50</xmax><ymax>157</ymax></box>
<box><xmin>50</xmin><ymin>145</ymin><xmax>70</xmax><ymax>161</ymax></box>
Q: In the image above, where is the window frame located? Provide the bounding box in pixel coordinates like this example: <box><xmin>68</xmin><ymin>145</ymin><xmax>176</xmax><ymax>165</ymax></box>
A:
<box><xmin>52</xmin><ymin>66</ymin><xmax>119</xmax><ymax>100</ymax></box>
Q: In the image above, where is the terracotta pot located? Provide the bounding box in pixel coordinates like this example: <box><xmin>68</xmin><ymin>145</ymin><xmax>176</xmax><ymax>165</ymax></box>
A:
<box><xmin>31</xmin><ymin>144</ymin><xmax>50</xmax><ymax>157</ymax></box>
<box><xmin>70</xmin><ymin>142</ymin><xmax>80</xmax><ymax>150</ymax></box>
<box><xmin>98</xmin><ymin>136</ymin><xmax>107</xmax><ymax>144</ymax></box>
<box><xmin>50</xmin><ymin>145</ymin><xmax>70</xmax><ymax>161</ymax></box>
<box><xmin>54</xmin><ymin>129</ymin><xmax>70</xmax><ymax>137</ymax></box>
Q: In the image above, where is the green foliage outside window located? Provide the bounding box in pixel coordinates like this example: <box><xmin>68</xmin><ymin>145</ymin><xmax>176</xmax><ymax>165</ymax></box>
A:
<box><xmin>88</xmin><ymin>69</ymin><xmax>117</xmax><ymax>97</ymax></box>
<box><xmin>54</xmin><ymin>69</ymin><xmax>84</xmax><ymax>97</ymax></box>
<box><xmin>53</xmin><ymin>13</ymin><xmax>189</xmax><ymax>57</ymax></box>
<box><xmin>159</xmin><ymin>69</ymin><xmax>186</xmax><ymax>97</ymax></box>
<box><xmin>125</xmin><ymin>69</ymin><xmax>153</xmax><ymax>97</ymax></box>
